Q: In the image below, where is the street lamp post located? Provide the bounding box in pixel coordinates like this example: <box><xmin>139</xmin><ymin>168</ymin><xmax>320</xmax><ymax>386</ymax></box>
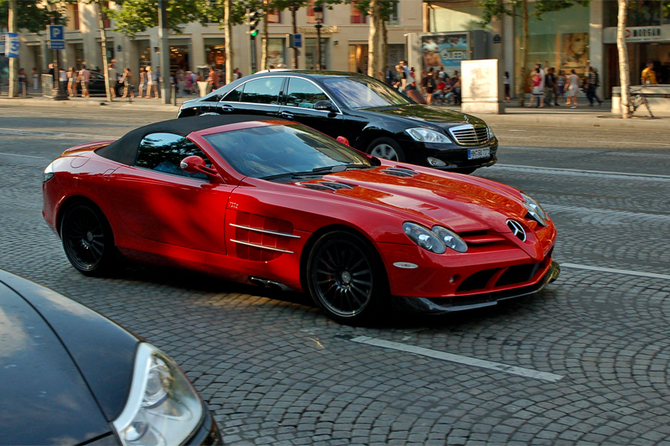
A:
<box><xmin>313</xmin><ymin>5</ymin><xmax>323</xmax><ymax>70</ymax></box>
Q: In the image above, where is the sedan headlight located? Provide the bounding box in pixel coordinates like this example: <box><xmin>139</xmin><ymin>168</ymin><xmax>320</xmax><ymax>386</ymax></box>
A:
<box><xmin>521</xmin><ymin>193</ymin><xmax>548</xmax><ymax>227</ymax></box>
<box><xmin>432</xmin><ymin>226</ymin><xmax>468</xmax><ymax>253</ymax></box>
<box><xmin>113</xmin><ymin>343</ymin><xmax>203</xmax><ymax>446</ymax></box>
<box><xmin>406</xmin><ymin>128</ymin><xmax>452</xmax><ymax>144</ymax></box>
<box><xmin>486</xmin><ymin>125</ymin><xmax>496</xmax><ymax>140</ymax></box>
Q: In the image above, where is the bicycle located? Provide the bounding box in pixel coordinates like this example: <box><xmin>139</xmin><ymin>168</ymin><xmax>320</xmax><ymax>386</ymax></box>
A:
<box><xmin>629</xmin><ymin>87</ymin><xmax>654</xmax><ymax>118</ymax></box>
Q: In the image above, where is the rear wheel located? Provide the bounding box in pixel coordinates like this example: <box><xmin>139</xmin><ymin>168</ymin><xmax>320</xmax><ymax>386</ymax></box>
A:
<box><xmin>61</xmin><ymin>202</ymin><xmax>115</xmax><ymax>276</ymax></box>
<box><xmin>306</xmin><ymin>231</ymin><xmax>386</xmax><ymax>325</ymax></box>
<box><xmin>367</xmin><ymin>137</ymin><xmax>405</xmax><ymax>162</ymax></box>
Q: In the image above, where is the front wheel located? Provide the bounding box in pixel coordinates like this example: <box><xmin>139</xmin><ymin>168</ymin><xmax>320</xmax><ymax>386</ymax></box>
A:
<box><xmin>61</xmin><ymin>202</ymin><xmax>116</xmax><ymax>276</ymax></box>
<box><xmin>306</xmin><ymin>231</ymin><xmax>387</xmax><ymax>325</ymax></box>
<box><xmin>367</xmin><ymin>137</ymin><xmax>405</xmax><ymax>162</ymax></box>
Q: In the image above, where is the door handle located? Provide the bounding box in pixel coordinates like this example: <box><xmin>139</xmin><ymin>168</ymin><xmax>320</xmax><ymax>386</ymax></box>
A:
<box><xmin>221</xmin><ymin>105</ymin><xmax>234</xmax><ymax>112</ymax></box>
<box><xmin>280</xmin><ymin>111</ymin><xmax>294</xmax><ymax>119</ymax></box>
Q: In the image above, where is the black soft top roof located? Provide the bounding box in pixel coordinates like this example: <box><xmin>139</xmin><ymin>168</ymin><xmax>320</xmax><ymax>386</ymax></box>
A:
<box><xmin>96</xmin><ymin>115</ymin><xmax>289</xmax><ymax>166</ymax></box>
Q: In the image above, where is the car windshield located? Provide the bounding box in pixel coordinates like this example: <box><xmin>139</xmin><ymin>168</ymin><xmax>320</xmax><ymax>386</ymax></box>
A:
<box><xmin>203</xmin><ymin>124</ymin><xmax>373</xmax><ymax>180</ymax></box>
<box><xmin>322</xmin><ymin>76</ymin><xmax>412</xmax><ymax>109</ymax></box>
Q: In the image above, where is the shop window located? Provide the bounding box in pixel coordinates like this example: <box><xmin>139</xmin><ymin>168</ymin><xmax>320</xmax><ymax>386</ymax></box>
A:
<box><xmin>387</xmin><ymin>2</ymin><xmax>399</xmax><ymax>25</ymax></box>
<box><xmin>73</xmin><ymin>3</ymin><xmax>80</xmax><ymax>30</ymax></box>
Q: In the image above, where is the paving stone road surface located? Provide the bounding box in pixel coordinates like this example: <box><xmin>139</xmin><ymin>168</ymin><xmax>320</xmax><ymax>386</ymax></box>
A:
<box><xmin>1</xmin><ymin>103</ymin><xmax>669</xmax><ymax>445</ymax></box>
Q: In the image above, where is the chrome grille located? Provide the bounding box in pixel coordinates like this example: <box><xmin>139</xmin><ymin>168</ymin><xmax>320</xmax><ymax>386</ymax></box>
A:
<box><xmin>448</xmin><ymin>124</ymin><xmax>489</xmax><ymax>146</ymax></box>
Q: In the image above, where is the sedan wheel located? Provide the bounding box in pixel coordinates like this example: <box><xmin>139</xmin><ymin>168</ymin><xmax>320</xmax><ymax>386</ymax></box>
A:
<box><xmin>61</xmin><ymin>203</ymin><xmax>115</xmax><ymax>276</ymax></box>
<box><xmin>367</xmin><ymin>137</ymin><xmax>405</xmax><ymax>162</ymax></box>
<box><xmin>307</xmin><ymin>231</ymin><xmax>386</xmax><ymax>325</ymax></box>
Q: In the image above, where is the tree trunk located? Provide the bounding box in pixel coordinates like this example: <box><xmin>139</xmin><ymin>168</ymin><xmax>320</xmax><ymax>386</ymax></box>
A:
<box><xmin>518</xmin><ymin>0</ymin><xmax>528</xmax><ymax>107</ymax></box>
<box><xmin>617</xmin><ymin>0</ymin><xmax>631</xmax><ymax>118</ymax></box>
<box><xmin>261</xmin><ymin>0</ymin><xmax>269</xmax><ymax>70</ymax></box>
<box><xmin>292</xmin><ymin>6</ymin><xmax>298</xmax><ymax>69</ymax></box>
<box><xmin>225</xmin><ymin>0</ymin><xmax>234</xmax><ymax>84</ymax></box>
<box><xmin>8</xmin><ymin>0</ymin><xmax>18</xmax><ymax>98</ymax></box>
<box><xmin>367</xmin><ymin>0</ymin><xmax>380</xmax><ymax>79</ymax></box>
<box><xmin>97</xmin><ymin>2</ymin><xmax>112</xmax><ymax>102</ymax></box>
<box><xmin>381</xmin><ymin>17</ymin><xmax>388</xmax><ymax>79</ymax></box>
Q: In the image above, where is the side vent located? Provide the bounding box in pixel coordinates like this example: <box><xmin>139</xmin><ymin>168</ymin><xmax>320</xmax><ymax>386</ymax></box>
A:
<box><xmin>382</xmin><ymin>167</ymin><xmax>419</xmax><ymax>178</ymax></box>
<box><xmin>302</xmin><ymin>181</ymin><xmax>355</xmax><ymax>192</ymax></box>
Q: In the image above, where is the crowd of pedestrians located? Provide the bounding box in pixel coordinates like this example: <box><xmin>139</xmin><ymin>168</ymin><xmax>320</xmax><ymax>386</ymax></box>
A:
<box><xmin>527</xmin><ymin>62</ymin><xmax>603</xmax><ymax>109</ymax></box>
<box><xmin>387</xmin><ymin>61</ymin><xmax>462</xmax><ymax>106</ymax></box>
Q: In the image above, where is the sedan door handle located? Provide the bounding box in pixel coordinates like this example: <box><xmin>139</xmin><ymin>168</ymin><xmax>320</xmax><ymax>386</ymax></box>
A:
<box><xmin>280</xmin><ymin>111</ymin><xmax>294</xmax><ymax>119</ymax></box>
<box><xmin>221</xmin><ymin>105</ymin><xmax>234</xmax><ymax>112</ymax></box>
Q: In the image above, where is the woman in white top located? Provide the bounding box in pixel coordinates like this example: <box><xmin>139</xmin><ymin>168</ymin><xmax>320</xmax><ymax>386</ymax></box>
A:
<box><xmin>567</xmin><ymin>69</ymin><xmax>580</xmax><ymax>108</ymax></box>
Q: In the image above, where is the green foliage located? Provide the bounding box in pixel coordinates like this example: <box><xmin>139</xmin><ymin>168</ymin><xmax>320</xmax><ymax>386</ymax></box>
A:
<box><xmin>348</xmin><ymin>0</ymin><xmax>398</xmax><ymax>21</ymax></box>
<box><xmin>107</xmin><ymin>0</ymin><xmax>214</xmax><ymax>37</ymax></box>
<box><xmin>0</xmin><ymin>0</ymin><xmax>69</xmax><ymax>34</ymax></box>
<box><xmin>479</xmin><ymin>0</ymin><xmax>590</xmax><ymax>23</ymax></box>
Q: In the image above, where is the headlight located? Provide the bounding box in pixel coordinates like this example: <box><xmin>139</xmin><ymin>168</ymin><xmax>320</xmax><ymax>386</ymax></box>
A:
<box><xmin>406</xmin><ymin>128</ymin><xmax>452</xmax><ymax>144</ymax></box>
<box><xmin>403</xmin><ymin>222</ymin><xmax>445</xmax><ymax>254</ymax></box>
<box><xmin>43</xmin><ymin>162</ymin><xmax>55</xmax><ymax>183</ymax></box>
<box><xmin>432</xmin><ymin>226</ymin><xmax>468</xmax><ymax>253</ymax></box>
<box><xmin>486</xmin><ymin>125</ymin><xmax>496</xmax><ymax>140</ymax></box>
<box><xmin>521</xmin><ymin>193</ymin><xmax>548</xmax><ymax>227</ymax></box>
<box><xmin>113</xmin><ymin>343</ymin><xmax>203</xmax><ymax>446</ymax></box>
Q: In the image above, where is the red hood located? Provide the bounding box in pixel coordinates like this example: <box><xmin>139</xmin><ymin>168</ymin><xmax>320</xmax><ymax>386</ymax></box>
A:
<box><xmin>294</xmin><ymin>164</ymin><xmax>530</xmax><ymax>234</ymax></box>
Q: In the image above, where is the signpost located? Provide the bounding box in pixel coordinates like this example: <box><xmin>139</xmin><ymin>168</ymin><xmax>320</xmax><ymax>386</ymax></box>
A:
<box><xmin>47</xmin><ymin>25</ymin><xmax>68</xmax><ymax>100</ymax></box>
<box><xmin>48</xmin><ymin>25</ymin><xmax>65</xmax><ymax>50</ymax></box>
<box><xmin>5</xmin><ymin>32</ymin><xmax>19</xmax><ymax>58</ymax></box>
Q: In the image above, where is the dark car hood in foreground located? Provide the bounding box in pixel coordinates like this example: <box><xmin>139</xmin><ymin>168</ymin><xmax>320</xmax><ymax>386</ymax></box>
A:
<box><xmin>356</xmin><ymin>104</ymin><xmax>487</xmax><ymax>127</ymax></box>
<box><xmin>0</xmin><ymin>270</ymin><xmax>138</xmax><ymax>445</ymax></box>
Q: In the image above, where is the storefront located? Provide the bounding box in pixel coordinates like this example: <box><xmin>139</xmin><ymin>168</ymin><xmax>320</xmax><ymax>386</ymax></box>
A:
<box><xmin>204</xmin><ymin>38</ymin><xmax>225</xmax><ymax>70</ymax></box>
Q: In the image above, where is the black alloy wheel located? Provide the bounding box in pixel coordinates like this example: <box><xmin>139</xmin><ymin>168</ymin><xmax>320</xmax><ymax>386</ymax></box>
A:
<box><xmin>367</xmin><ymin>137</ymin><xmax>405</xmax><ymax>162</ymax></box>
<box><xmin>306</xmin><ymin>231</ymin><xmax>386</xmax><ymax>325</ymax></box>
<box><xmin>61</xmin><ymin>203</ymin><xmax>115</xmax><ymax>276</ymax></box>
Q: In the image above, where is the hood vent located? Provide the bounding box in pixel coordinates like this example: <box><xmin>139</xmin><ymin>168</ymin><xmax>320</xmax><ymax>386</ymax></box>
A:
<box><xmin>303</xmin><ymin>181</ymin><xmax>355</xmax><ymax>191</ymax></box>
<box><xmin>448</xmin><ymin>124</ymin><xmax>489</xmax><ymax>146</ymax></box>
<box><xmin>382</xmin><ymin>167</ymin><xmax>419</xmax><ymax>178</ymax></box>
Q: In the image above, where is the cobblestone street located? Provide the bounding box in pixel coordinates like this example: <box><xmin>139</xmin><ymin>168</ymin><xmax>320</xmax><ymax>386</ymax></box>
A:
<box><xmin>1</xmin><ymin>102</ymin><xmax>669</xmax><ymax>445</ymax></box>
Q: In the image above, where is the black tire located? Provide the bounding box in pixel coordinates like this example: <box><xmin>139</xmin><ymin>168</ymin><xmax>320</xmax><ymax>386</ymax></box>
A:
<box><xmin>367</xmin><ymin>137</ymin><xmax>405</xmax><ymax>162</ymax></box>
<box><xmin>61</xmin><ymin>202</ymin><xmax>115</xmax><ymax>276</ymax></box>
<box><xmin>306</xmin><ymin>231</ymin><xmax>387</xmax><ymax>325</ymax></box>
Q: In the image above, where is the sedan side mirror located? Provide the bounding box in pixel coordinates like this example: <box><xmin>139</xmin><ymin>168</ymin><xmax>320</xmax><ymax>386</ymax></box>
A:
<box><xmin>314</xmin><ymin>100</ymin><xmax>334</xmax><ymax>111</ymax></box>
<box><xmin>180</xmin><ymin>155</ymin><xmax>221</xmax><ymax>181</ymax></box>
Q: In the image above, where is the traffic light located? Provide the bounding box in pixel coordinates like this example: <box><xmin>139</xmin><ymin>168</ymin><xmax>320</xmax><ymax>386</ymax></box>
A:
<box><xmin>249</xmin><ymin>11</ymin><xmax>262</xmax><ymax>37</ymax></box>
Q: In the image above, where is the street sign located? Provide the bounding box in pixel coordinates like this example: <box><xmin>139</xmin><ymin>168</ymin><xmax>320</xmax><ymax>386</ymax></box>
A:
<box><xmin>5</xmin><ymin>32</ymin><xmax>19</xmax><ymax>58</ymax></box>
<box><xmin>289</xmin><ymin>33</ymin><xmax>302</xmax><ymax>48</ymax></box>
<box><xmin>48</xmin><ymin>25</ymin><xmax>65</xmax><ymax>50</ymax></box>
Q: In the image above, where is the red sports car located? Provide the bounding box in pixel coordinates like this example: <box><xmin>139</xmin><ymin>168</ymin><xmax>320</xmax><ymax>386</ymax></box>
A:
<box><xmin>43</xmin><ymin>115</ymin><xmax>559</xmax><ymax>325</ymax></box>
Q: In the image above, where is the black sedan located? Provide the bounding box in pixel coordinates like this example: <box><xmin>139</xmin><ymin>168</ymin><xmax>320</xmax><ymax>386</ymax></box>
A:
<box><xmin>177</xmin><ymin>70</ymin><xmax>498</xmax><ymax>174</ymax></box>
<box><xmin>0</xmin><ymin>269</ymin><xmax>222</xmax><ymax>446</ymax></box>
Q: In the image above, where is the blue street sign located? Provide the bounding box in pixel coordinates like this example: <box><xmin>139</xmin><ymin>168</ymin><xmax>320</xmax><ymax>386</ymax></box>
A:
<box><xmin>5</xmin><ymin>32</ymin><xmax>19</xmax><ymax>58</ymax></box>
<box><xmin>48</xmin><ymin>25</ymin><xmax>65</xmax><ymax>50</ymax></box>
<box><xmin>294</xmin><ymin>33</ymin><xmax>302</xmax><ymax>48</ymax></box>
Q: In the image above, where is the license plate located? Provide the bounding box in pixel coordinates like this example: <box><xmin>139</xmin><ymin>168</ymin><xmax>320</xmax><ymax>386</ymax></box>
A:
<box><xmin>468</xmin><ymin>148</ymin><xmax>490</xmax><ymax>160</ymax></box>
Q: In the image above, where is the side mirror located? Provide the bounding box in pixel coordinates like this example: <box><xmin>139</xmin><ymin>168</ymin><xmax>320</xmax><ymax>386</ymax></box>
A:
<box><xmin>180</xmin><ymin>155</ymin><xmax>221</xmax><ymax>180</ymax></box>
<box><xmin>314</xmin><ymin>100</ymin><xmax>334</xmax><ymax>111</ymax></box>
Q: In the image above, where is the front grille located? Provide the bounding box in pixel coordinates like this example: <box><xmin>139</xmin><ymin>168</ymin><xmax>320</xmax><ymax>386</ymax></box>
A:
<box><xmin>496</xmin><ymin>264</ymin><xmax>540</xmax><ymax>287</ymax></box>
<box><xmin>448</xmin><ymin>124</ymin><xmax>489</xmax><ymax>146</ymax></box>
<box><xmin>457</xmin><ymin>269</ymin><xmax>498</xmax><ymax>293</ymax></box>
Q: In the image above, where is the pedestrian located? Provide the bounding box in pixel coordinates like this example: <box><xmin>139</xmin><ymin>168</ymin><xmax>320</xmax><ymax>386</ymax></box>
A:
<box><xmin>586</xmin><ymin>66</ymin><xmax>602</xmax><ymax>106</ymax></box>
<box><xmin>18</xmin><ymin>68</ymin><xmax>27</xmax><ymax>96</ymax></box>
<box><xmin>67</xmin><ymin>67</ymin><xmax>77</xmax><ymax>97</ymax></box>
<box><xmin>528</xmin><ymin>68</ymin><xmax>543</xmax><ymax>108</ymax></box>
<box><xmin>503</xmin><ymin>71</ymin><xmax>511</xmax><ymax>102</ymax></box>
<box><xmin>567</xmin><ymin>69</ymin><xmax>580</xmax><ymax>108</ymax></box>
<box><xmin>207</xmin><ymin>66</ymin><xmax>220</xmax><ymax>93</ymax></box>
<box><xmin>108</xmin><ymin>63</ymin><xmax>119</xmax><ymax>99</ymax></box>
<box><xmin>641</xmin><ymin>62</ymin><xmax>658</xmax><ymax>85</ymax></box>
<box><xmin>425</xmin><ymin>70</ymin><xmax>437</xmax><ymax>105</ymax></box>
<box><xmin>79</xmin><ymin>64</ymin><xmax>91</xmax><ymax>98</ymax></box>
<box><xmin>556</xmin><ymin>69</ymin><xmax>566</xmax><ymax>102</ymax></box>
<box><xmin>145</xmin><ymin>66</ymin><xmax>158</xmax><ymax>99</ymax></box>
<box><xmin>138</xmin><ymin>70</ymin><xmax>146</xmax><ymax>98</ymax></box>
<box><xmin>120</xmin><ymin>67</ymin><xmax>134</xmax><ymax>98</ymax></box>
<box><xmin>451</xmin><ymin>73</ymin><xmax>461</xmax><ymax>106</ymax></box>
<box><xmin>32</xmin><ymin>68</ymin><xmax>39</xmax><ymax>90</ymax></box>
<box><xmin>544</xmin><ymin>67</ymin><xmax>558</xmax><ymax>106</ymax></box>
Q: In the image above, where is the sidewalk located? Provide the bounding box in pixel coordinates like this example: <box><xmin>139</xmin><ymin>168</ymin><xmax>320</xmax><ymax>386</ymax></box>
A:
<box><xmin>1</xmin><ymin>93</ymin><xmax>667</xmax><ymax>129</ymax></box>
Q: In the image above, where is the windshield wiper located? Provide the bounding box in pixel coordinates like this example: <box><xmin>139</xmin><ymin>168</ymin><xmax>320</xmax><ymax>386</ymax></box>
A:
<box><xmin>260</xmin><ymin>164</ymin><xmax>368</xmax><ymax>181</ymax></box>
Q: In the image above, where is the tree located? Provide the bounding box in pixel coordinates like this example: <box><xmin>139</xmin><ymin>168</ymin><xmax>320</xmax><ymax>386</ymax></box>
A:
<box><xmin>0</xmin><ymin>0</ymin><xmax>69</xmax><ymax>98</ymax></box>
<box><xmin>349</xmin><ymin>0</ymin><xmax>398</xmax><ymax>80</ymax></box>
<box><xmin>617</xmin><ymin>0</ymin><xmax>631</xmax><ymax>118</ymax></box>
<box><xmin>480</xmin><ymin>0</ymin><xmax>590</xmax><ymax>106</ymax></box>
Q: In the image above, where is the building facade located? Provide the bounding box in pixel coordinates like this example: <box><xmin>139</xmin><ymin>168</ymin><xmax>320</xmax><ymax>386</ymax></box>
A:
<box><xmin>425</xmin><ymin>0</ymin><xmax>670</xmax><ymax>98</ymax></box>
<box><xmin>10</xmin><ymin>0</ymin><xmax>423</xmax><ymax>84</ymax></box>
